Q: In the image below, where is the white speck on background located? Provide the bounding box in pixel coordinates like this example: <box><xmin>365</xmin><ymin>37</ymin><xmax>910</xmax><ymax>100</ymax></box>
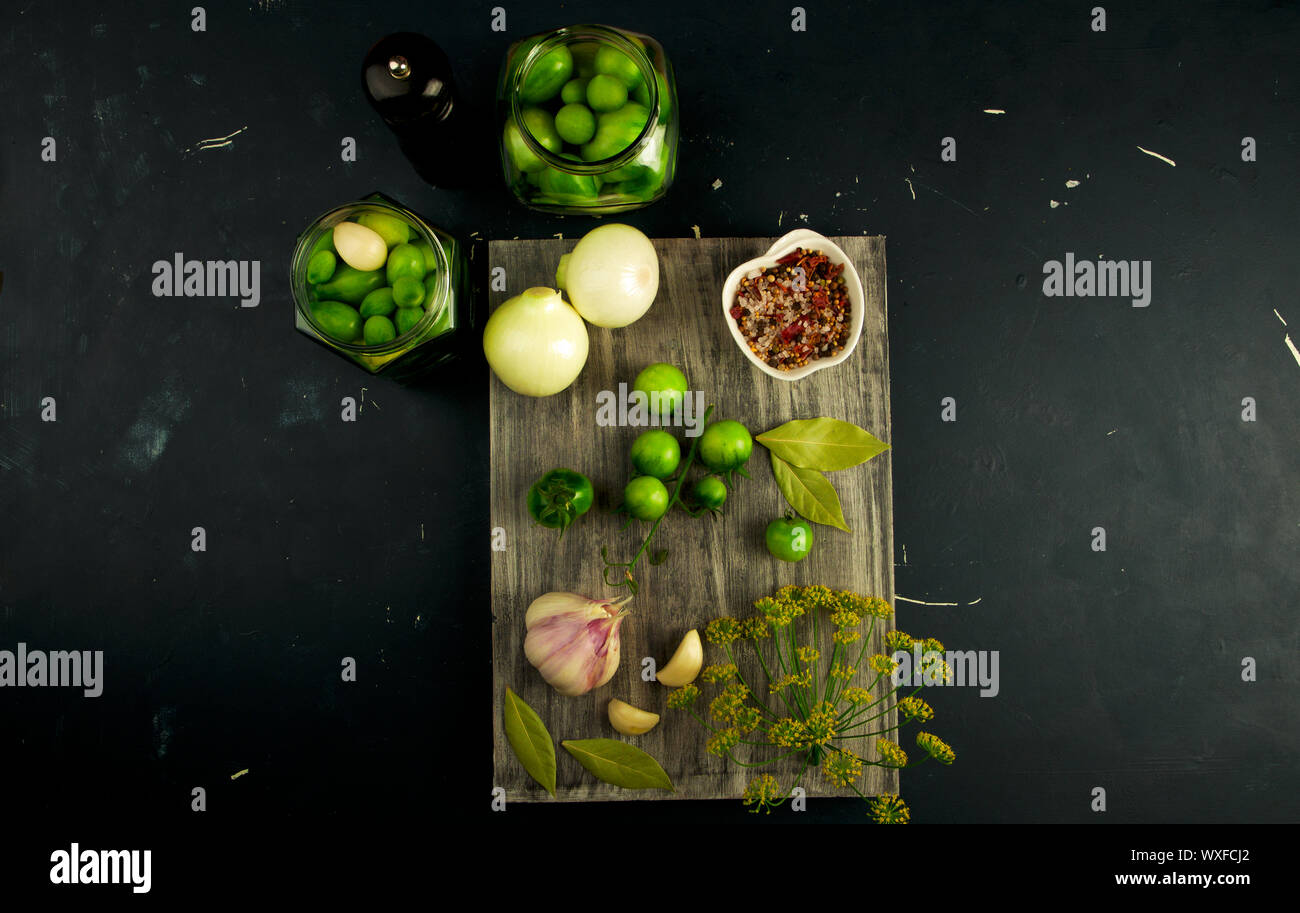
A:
<box><xmin>190</xmin><ymin>125</ymin><xmax>247</xmax><ymax>152</ymax></box>
<box><xmin>691</xmin><ymin>225</ymin><xmax>701</xmax><ymax>239</ymax></box>
<box><xmin>711</xmin><ymin>178</ymin><xmax>722</xmax><ymax>190</ymax></box>
<box><xmin>1065</xmin><ymin>179</ymin><xmax>1081</xmax><ymax>188</ymax></box>
<box><xmin>1136</xmin><ymin>145</ymin><xmax>1176</xmax><ymax>167</ymax></box>
<box><xmin>798</xmin><ymin>213</ymin><xmax>809</xmax><ymax>222</ymax></box>
<box><xmin>904</xmin><ymin>178</ymin><xmax>915</xmax><ymax>200</ymax></box>
<box><xmin>895</xmin><ymin>595</ymin><xmax>959</xmax><ymax>607</ymax></box>
<box><xmin>117</xmin><ymin>378</ymin><xmax>193</xmax><ymax>471</ymax></box>
<box><xmin>1286</xmin><ymin>333</ymin><xmax>1300</xmax><ymax>368</ymax></box>
<box><xmin>1274</xmin><ymin>308</ymin><xmax>1287</xmax><ymax>326</ymax></box>
<box><xmin>982</xmin><ymin>108</ymin><xmax>1006</xmax><ymax>114</ymax></box>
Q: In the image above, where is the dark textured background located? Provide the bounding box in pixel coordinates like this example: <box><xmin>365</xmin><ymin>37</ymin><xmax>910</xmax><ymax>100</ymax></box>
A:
<box><xmin>1</xmin><ymin>0</ymin><xmax>1297</xmax><ymax>858</ymax></box>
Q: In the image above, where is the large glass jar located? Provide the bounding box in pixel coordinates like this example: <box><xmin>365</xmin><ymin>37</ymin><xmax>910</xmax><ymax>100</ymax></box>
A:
<box><xmin>291</xmin><ymin>194</ymin><xmax>470</xmax><ymax>377</ymax></box>
<box><xmin>498</xmin><ymin>24</ymin><xmax>678</xmax><ymax>214</ymax></box>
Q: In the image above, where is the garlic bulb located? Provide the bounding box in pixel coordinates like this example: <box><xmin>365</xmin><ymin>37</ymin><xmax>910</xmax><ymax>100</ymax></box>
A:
<box><xmin>524</xmin><ymin>592</ymin><xmax>632</xmax><ymax>697</ymax></box>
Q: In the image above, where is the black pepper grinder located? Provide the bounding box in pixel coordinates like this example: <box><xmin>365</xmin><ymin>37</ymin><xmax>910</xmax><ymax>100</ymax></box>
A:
<box><xmin>361</xmin><ymin>33</ymin><xmax>476</xmax><ymax>188</ymax></box>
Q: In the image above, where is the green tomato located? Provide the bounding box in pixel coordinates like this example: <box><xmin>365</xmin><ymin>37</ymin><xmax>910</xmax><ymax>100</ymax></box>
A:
<box><xmin>355</xmin><ymin>212</ymin><xmax>410</xmax><ymax>249</ymax></box>
<box><xmin>363</xmin><ymin>314</ymin><xmax>397</xmax><ymax>346</ymax></box>
<box><xmin>520</xmin><ymin>45</ymin><xmax>573</xmax><ymax>103</ymax></box>
<box><xmin>622</xmin><ymin>475</ymin><xmax>669</xmax><ymax>522</ymax></box>
<box><xmin>527</xmin><ymin>468</ymin><xmax>594</xmax><ymax>535</ymax></box>
<box><xmin>554</xmin><ymin>103</ymin><xmax>597</xmax><ymax>145</ymax></box>
<box><xmin>630</xmin><ymin>429</ymin><xmax>681</xmax><ymax>480</ymax></box>
<box><xmin>413</xmin><ymin>239</ymin><xmax>437</xmax><ymax>274</ymax></box>
<box><xmin>692</xmin><ymin>475</ymin><xmax>728</xmax><ymax>511</ymax></box>
<box><xmin>594</xmin><ymin>43</ymin><xmax>643</xmax><ymax>89</ymax></box>
<box><xmin>359</xmin><ymin>287</ymin><xmax>396</xmax><ymax>319</ymax></box>
<box><xmin>698</xmin><ymin>420</ymin><xmax>753</xmax><ymax>474</ymax></box>
<box><xmin>311</xmin><ymin>300</ymin><xmax>362</xmax><ymax>343</ymax></box>
<box><xmin>394</xmin><ymin>306</ymin><xmax>424</xmax><ymax>336</ymax></box>
<box><xmin>313</xmin><ymin>265</ymin><xmax>385</xmax><ymax>305</ymax></box>
<box><xmin>306</xmin><ymin>249</ymin><xmax>336</xmax><ymax>284</ymax></box>
<box><xmin>586</xmin><ymin>74</ymin><xmax>628</xmax><ymax>112</ymax></box>
<box><xmin>503</xmin><ymin>121</ymin><xmax>546</xmax><ymax>173</ymax></box>
<box><xmin>392</xmin><ymin>275</ymin><xmax>425</xmax><ymax>308</ymax></box>
<box><xmin>538</xmin><ymin>156</ymin><xmax>599</xmax><ymax>198</ymax></box>
<box><xmin>560</xmin><ymin>77</ymin><xmax>590</xmax><ymax>104</ymax></box>
<box><xmin>570</xmin><ymin>41</ymin><xmax>599</xmax><ymax>79</ymax></box>
<box><xmin>765</xmin><ymin>514</ymin><xmax>814</xmax><ymax>562</ymax></box>
<box><xmin>580</xmin><ymin>102</ymin><xmax>650</xmax><ymax>161</ymax></box>
<box><xmin>632</xmin><ymin>362</ymin><xmax>688</xmax><ymax>420</ymax></box>
<box><xmin>386</xmin><ymin>243</ymin><xmax>425</xmax><ymax>284</ymax></box>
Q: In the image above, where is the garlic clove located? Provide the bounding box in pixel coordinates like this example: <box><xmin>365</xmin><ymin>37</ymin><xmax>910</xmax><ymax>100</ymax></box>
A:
<box><xmin>333</xmin><ymin>221</ymin><xmax>388</xmax><ymax>272</ymax></box>
<box><xmin>656</xmin><ymin>629</ymin><xmax>703</xmax><ymax>687</ymax></box>
<box><xmin>608</xmin><ymin>698</ymin><xmax>660</xmax><ymax>735</ymax></box>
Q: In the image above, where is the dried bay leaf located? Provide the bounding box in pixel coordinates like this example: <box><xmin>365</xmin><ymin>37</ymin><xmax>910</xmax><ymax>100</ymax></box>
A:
<box><xmin>561</xmin><ymin>739</ymin><xmax>675</xmax><ymax>791</ymax></box>
<box><xmin>770</xmin><ymin>452</ymin><xmax>852</xmax><ymax>532</ymax></box>
<box><xmin>503</xmin><ymin>687</ymin><xmax>556</xmax><ymax>797</ymax></box>
<box><xmin>757</xmin><ymin>417</ymin><xmax>889</xmax><ymax>472</ymax></box>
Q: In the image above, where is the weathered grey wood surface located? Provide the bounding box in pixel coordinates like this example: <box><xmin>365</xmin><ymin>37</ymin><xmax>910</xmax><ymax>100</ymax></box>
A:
<box><xmin>490</xmin><ymin>236</ymin><xmax>894</xmax><ymax>802</ymax></box>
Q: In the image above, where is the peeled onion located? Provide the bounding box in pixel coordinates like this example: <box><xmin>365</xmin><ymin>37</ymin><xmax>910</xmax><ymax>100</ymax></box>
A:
<box><xmin>555</xmin><ymin>223</ymin><xmax>659</xmax><ymax>328</ymax></box>
<box><xmin>483</xmin><ymin>286</ymin><xmax>589</xmax><ymax>396</ymax></box>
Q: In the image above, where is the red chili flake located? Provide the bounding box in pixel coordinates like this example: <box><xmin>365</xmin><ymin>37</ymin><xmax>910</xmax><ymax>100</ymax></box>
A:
<box><xmin>780</xmin><ymin>322</ymin><xmax>802</xmax><ymax>342</ymax></box>
<box><xmin>811</xmin><ymin>290</ymin><xmax>829</xmax><ymax>309</ymax></box>
<box><xmin>775</xmin><ymin>251</ymin><xmax>802</xmax><ymax>265</ymax></box>
<box><xmin>729</xmin><ymin>305</ymin><xmax>746</xmax><ymax>320</ymax></box>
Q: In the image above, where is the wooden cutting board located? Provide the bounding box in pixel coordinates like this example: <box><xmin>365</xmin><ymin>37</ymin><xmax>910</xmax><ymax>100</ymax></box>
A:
<box><xmin>489</xmin><ymin>236</ymin><xmax>895</xmax><ymax>802</ymax></box>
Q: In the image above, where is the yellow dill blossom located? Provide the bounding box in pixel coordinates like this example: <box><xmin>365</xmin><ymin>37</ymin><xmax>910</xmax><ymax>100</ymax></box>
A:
<box><xmin>883</xmin><ymin>630</ymin><xmax>913</xmax><ymax>652</ymax></box>
<box><xmin>741</xmin><ymin>614</ymin><xmax>771</xmax><ymax>639</ymax></box>
<box><xmin>775</xmin><ymin>584</ymin><xmax>801</xmax><ymax>603</ymax></box>
<box><xmin>876</xmin><ymin>738</ymin><xmax>909</xmax><ymax>768</ymax></box>
<box><xmin>829</xmin><ymin>662</ymin><xmax>855</xmax><ymax>681</ymax></box>
<box><xmin>709</xmin><ymin>683</ymin><xmax>750</xmax><ymax>723</ymax></box>
<box><xmin>830</xmin><ymin>606</ymin><xmax>862</xmax><ymax>628</ymax></box>
<box><xmin>768</xmin><ymin>717</ymin><xmax>807</xmax><ymax>749</ymax></box>
<box><xmin>769</xmin><ymin>670</ymin><xmax>812</xmax><ymax>693</ymax></box>
<box><xmin>797</xmin><ymin>645</ymin><xmax>821</xmax><ymax>665</ymax></box>
<box><xmin>706</xmin><ymin>726</ymin><xmax>742</xmax><ymax>757</ymax></box>
<box><xmin>802</xmin><ymin>702</ymin><xmax>838</xmax><ymax>747</ymax></box>
<box><xmin>916</xmin><ymin>731</ymin><xmax>956</xmax><ymax>765</ymax></box>
<box><xmin>921</xmin><ymin>636</ymin><xmax>944</xmax><ymax>653</ymax></box>
<box><xmin>919</xmin><ymin>654</ymin><xmax>953</xmax><ymax>684</ymax></box>
<box><xmin>842</xmin><ymin>686</ymin><xmax>874</xmax><ymax>705</ymax></box>
<box><xmin>764</xmin><ymin>595</ymin><xmax>805</xmax><ymax>628</ymax></box>
<box><xmin>733</xmin><ymin>705</ymin><xmax>762</xmax><ymax>734</ymax></box>
<box><xmin>800</xmin><ymin>584</ymin><xmax>835</xmax><ymax>612</ymax></box>
<box><xmin>701</xmin><ymin>663</ymin><xmax>738</xmax><ymax>684</ymax></box>
<box><xmin>742</xmin><ymin>774</ymin><xmax>782</xmax><ymax>814</ymax></box>
<box><xmin>868</xmin><ymin>794</ymin><xmax>910</xmax><ymax>824</ymax></box>
<box><xmin>705</xmin><ymin>617</ymin><xmax>741</xmax><ymax>646</ymax></box>
<box><xmin>868</xmin><ymin>653</ymin><xmax>899</xmax><ymax>674</ymax></box>
<box><xmin>898</xmin><ymin>696</ymin><xmax>934</xmax><ymax>722</ymax></box>
<box><xmin>821</xmin><ymin>748</ymin><xmax>864</xmax><ymax>787</ymax></box>
<box><xmin>666</xmin><ymin>684</ymin><xmax>700</xmax><ymax>710</ymax></box>
<box><xmin>862</xmin><ymin>596</ymin><xmax>892</xmax><ymax>619</ymax></box>
<box><xmin>832</xmin><ymin>628</ymin><xmax>861</xmax><ymax>645</ymax></box>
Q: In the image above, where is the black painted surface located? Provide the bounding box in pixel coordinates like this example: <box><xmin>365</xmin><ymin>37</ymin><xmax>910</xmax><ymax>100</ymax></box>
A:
<box><xmin>0</xmin><ymin>0</ymin><xmax>1297</xmax><ymax>854</ymax></box>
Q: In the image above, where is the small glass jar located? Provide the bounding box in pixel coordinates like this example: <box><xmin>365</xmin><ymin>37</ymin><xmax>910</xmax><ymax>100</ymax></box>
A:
<box><xmin>498</xmin><ymin>24</ymin><xmax>678</xmax><ymax>215</ymax></box>
<box><xmin>291</xmin><ymin>194</ymin><xmax>469</xmax><ymax>377</ymax></box>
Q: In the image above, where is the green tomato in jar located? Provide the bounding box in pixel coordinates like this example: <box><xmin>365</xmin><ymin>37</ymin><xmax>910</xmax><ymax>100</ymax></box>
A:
<box><xmin>359</xmin><ymin>287</ymin><xmax>396</xmax><ymax>319</ymax></box>
<box><xmin>386</xmin><ymin>243</ymin><xmax>425</xmax><ymax>284</ymax></box>
<box><xmin>519</xmin><ymin>44</ymin><xmax>573</xmax><ymax>103</ymax></box>
<box><xmin>306</xmin><ymin>249</ymin><xmax>337</xmax><ymax>284</ymax></box>
<box><xmin>622</xmin><ymin>475</ymin><xmax>669</xmax><ymax>522</ymax></box>
<box><xmin>594</xmin><ymin>44</ymin><xmax>643</xmax><ymax>89</ymax></box>
<box><xmin>413</xmin><ymin>239</ymin><xmax>437</xmax><ymax>275</ymax></box>
<box><xmin>313</xmin><ymin>265</ymin><xmax>386</xmax><ymax>305</ymax></box>
<box><xmin>569</xmin><ymin>41</ymin><xmax>599</xmax><ymax>79</ymax></box>
<box><xmin>580</xmin><ymin>102</ymin><xmax>650</xmax><ymax>161</ymax></box>
<box><xmin>394</xmin><ymin>306</ymin><xmax>424</xmax><ymax>336</ymax></box>
<box><xmin>585</xmin><ymin>74</ymin><xmax>628</xmax><ymax>113</ymax></box>
<box><xmin>363</xmin><ymin>314</ymin><xmax>397</xmax><ymax>346</ymax></box>
<box><xmin>560</xmin><ymin>77</ymin><xmax>590</xmax><ymax>105</ymax></box>
<box><xmin>521</xmin><ymin>106</ymin><xmax>563</xmax><ymax>153</ymax></box>
<box><xmin>537</xmin><ymin>153</ymin><xmax>599</xmax><ymax>198</ymax></box>
<box><xmin>554</xmin><ymin>103</ymin><xmax>597</xmax><ymax>145</ymax></box>
<box><xmin>312</xmin><ymin>300</ymin><xmax>362</xmax><ymax>343</ymax></box>
<box><xmin>631</xmin><ymin>69</ymin><xmax>673</xmax><ymax>121</ymax></box>
<box><xmin>765</xmin><ymin>513</ymin><xmax>814</xmax><ymax>562</ymax></box>
<box><xmin>392</xmin><ymin>275</ymin><xmax>425</xmax><ymax>308</ymax></box>
<box><xmin>355</xmin><ymin>212</ymin><xmax>410</xmax><ymax>249</ymax></box>
<box><xmin>503</xmin><ymin>121</ymin><xmax>546</xmax><ymax>174</ymax></box>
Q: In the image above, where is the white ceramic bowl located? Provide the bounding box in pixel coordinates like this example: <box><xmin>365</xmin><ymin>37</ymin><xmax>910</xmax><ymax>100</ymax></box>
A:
<box><xmin>721</xmin><ymin>229</ymin><xmax>865</xmax><ymax>381</ymax></box>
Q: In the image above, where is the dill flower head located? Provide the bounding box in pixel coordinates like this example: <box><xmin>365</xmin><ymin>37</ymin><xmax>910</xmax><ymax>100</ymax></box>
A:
<box><xmin>919</xmin><ymin>653</ymin><xmax>953</xmax><ymax>684</ymax></box>
<box><xmin>706</xmin><ymin>726</ymin><xmax>742</xmax><ymax>757</ymax></box>
<box><xmin>764</xmin><ymin>593</ymin><xmax>806</xmax><ymax>628</ymax></box>
<box><xmin>830</xmin><ymin>606</ymin><xmax>862</xmax><ymax>629</ymax></box>
<box><xmin>862</xmin><ymin>596</ymin><xmax>893</xmax><ymax>620</ymax></box>
<box><xmin>884</xmin><ymin>630</ymin><xmax>914</xmax><ymax>652</ymax></box>
<box><xmin>868</xmin><ymin>793</ymin><xmax>910</xmax><ymax>824</ymax></box>
<box><xmin>800</xmin><ymin>584</ymin><xmax>836</xmax><ymax>613</ymax></box>
<box><xmin>802</xmin><ymin>702</ymin><xmax>838</xmax><ymax>747</ymax></box>
<box><xmin>832</xmin><ymin>628</ymin><xmax>861</xmax><ymax>645</ymax></box>
<box><xmin>742</xmin><ymin>614</ymin><xmax>771</xmax><ymax>640</ymax></box>
<box><xmin>742</xmin><ymin>774</ymin><xmax>782</xmax><ymax>813</ymax></box>
<box><xmin>769</xmin><ymin>670</ymin><xmax>812</xmax><ymax>693</ymax></box>
<box><xmin>709</xmin><ymin>683</ymin><xmax>751</xmax><ymax>724</ymax></box>
<box><xmin>829</xmin><ymin>662</ymin><xmax>855</xmax><ymax>681</ymax></box>
<box><xmin>767</xmin><ymin>717</ymin><xmax>808</xmax><ymax>749</ymax></box>
<box><xmin>733</xmin><ymin>705</ymin><xmax>762</xmax><ymax>734</ymax></box>
<box><xmin>705</xmin><ymin>617</ymin><xmax>742</xmax><ymax>647</ymax></box>
<box><xmin>797</xmin><ymin>645</ymin><xmax>821</xmax><ymax>665</ymax></box>
<box><xmin>842</xmin><ymin>686</ymin><xmax>874</xmax><ymax>705</ymax></box>
<box><xmin>921</xmin><ymin>636</ymin><xmax>944</xmax><ymax>654</ymax></box>
<box><xmin>898</xmin><ymin>696</ymin><xmax>934</xmax><ymax>722</ymax></box>
<box><xmin>916</xmin><ymin>731</ymin><xmax>956</xmax><ymax>765</ymax></box>
<box><xmin>876</xmin><ymin>738</ymin><xmax>909</xmax><ymax>768</ymax></box>
<box><xmin>666</xmin><ymin>684</ymin><xmax>700</xmax><ymax>711</ymax></box>
<box><xmin>868</xmin><ymin>653</ymin><xmax>899</xmax><ymax>675</ymax></box>
<box><xmin>822</xmin><ymin>748</ymin><xmax>865</xmax><ymax>788</ymax></box>
<box><xmin>701</xmin><ymin>663</ymin><xmax>738</xmax><ymax>684</ymax></box>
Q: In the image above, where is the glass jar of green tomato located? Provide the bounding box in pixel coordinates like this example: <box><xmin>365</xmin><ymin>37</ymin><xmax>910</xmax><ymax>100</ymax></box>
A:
<box><xmin>291</xmin><ymin>195</ymin><xmax>470</xmax><ymax>376</ymax></box>
<box><xmin>498</xmin><ymin>24</ymin><xmax>678</xmax><ymax>214</ymax></box>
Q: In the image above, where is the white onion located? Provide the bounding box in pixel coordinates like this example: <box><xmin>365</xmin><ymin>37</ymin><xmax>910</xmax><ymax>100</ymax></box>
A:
<box><xmin>555</xmin><ymin>223</ymin><xmax>659</xmax><ymax>328</ymax></box>
<box><xmin>482</xmin><ymin>286</ymin><xmax>589</xmax><ymax>397</ymax></box>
